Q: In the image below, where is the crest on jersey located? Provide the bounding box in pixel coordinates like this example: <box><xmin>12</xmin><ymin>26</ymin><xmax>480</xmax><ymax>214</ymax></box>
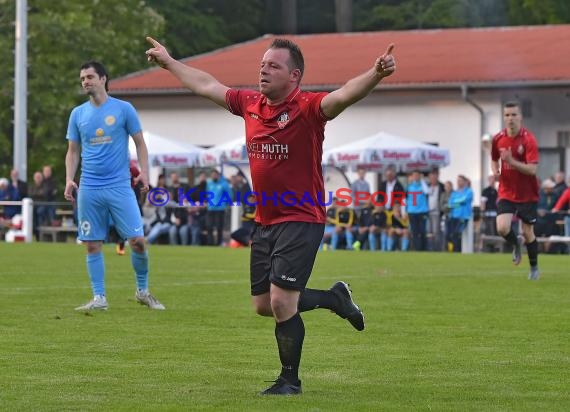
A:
<box><xmin>277</xmin><ymin>112</ymin><xmax>290</xmax><ymax>129</ymax></box>
<box><xmin>517</xmin><ymin>144</ymin><xmax>524</xmax><ymax>155</ymax></box>
<box><xmin>96</xmin><ymin>128</ymin><xmax>104</xmax><ymax>136</ymax></box>
<box><xmin>105</xmin><ymin>115</ymin><xmax>116</xmax><ymax>126</ymax></box>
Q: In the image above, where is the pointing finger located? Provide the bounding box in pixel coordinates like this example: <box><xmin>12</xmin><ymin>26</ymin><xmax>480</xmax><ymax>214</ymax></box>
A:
<box><xmin>385</xmin><ymin>43</ymin><xmax>394</xmax><ymax>56</ymax></box>
<box><xmin>146</xmin><ymin>36</ymin><xmax>161</xmax><ymax>47</ymax></box>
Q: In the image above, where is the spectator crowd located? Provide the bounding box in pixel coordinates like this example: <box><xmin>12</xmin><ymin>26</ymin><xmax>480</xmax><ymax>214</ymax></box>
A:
<box><xmin>2</xmin><ymin>164</ymin><xmax>569</xmax><ymax>254</ymax></box>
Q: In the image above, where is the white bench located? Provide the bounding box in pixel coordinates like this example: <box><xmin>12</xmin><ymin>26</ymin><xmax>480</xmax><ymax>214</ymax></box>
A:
<box><xmin>38</xmin><ymin>225</ymin><xmax>78</xmax><ymax>243</ymax></box>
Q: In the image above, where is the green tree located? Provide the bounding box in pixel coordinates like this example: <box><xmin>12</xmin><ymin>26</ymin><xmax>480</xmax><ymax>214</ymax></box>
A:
<box><xmin>507</xmin><ymin>0</ymin><xmax>570</xmax><ymax>24</ymax></box>
<box><xmin>147</xmin><ymin>0</ymin><xmax>264</xmax><ymax>59</ymax></box>
<box><xmin>353</xmin><ymin>0</ymin><xmax>510</xmax><ymax>30</ymax></box>
<box><xmin>0</xmin><ymin>0</ymin><xmax>163</xmax><ymax>185</ymax></box>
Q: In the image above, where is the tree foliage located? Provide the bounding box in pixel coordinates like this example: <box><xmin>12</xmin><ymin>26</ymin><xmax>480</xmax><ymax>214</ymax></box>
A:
<box><xmin>146</xmin><ymin>0</ymin><xmax>264</xmax><ymax>59</ymax></box>
<box><xmin>353</xmin><ymin>0</ymin><xmax>509</xmax><ymax>30</ymax></box>
<box><xmin>507</xmin><ymin>0</ymin><xmax>570</xmax><ymax>25</ymax></box>
<box><xmin>0</xmin><ymin>0</ymin><xmax>163</xmax><ymax>182</ymax></box>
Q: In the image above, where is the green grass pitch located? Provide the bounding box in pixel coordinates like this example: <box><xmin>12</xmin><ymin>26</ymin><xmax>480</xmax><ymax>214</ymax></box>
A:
<box><xmin>1</xmin><ymin>242</ymin><xmax>569</xmax><ymax>411</ymax></box>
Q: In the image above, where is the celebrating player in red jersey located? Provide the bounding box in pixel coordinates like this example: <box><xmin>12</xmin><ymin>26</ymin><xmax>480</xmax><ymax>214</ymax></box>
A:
<box><xmin>146</xmin><ymin>36</ymin><xmax>395</xmax><ymax>395</ymax></box>
<box><xmin>491</xmin><ymin>101</ymin><xmax>540</xmax><ymax>280</ymax></box>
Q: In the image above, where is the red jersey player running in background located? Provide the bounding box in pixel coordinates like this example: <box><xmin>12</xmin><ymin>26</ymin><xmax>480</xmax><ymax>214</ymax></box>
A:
<box><xmin>146</xmin><ymin>36</ymin><xmax>395</xmax><ymax>395</ymax></box>
<box><xmin>491</xmin><ymin>101</ymin><xmax>540</xmax><ymax>280</ymax></box>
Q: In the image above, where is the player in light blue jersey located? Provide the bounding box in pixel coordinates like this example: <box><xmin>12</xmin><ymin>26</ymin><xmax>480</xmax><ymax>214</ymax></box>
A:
<box><xmin>64</xmin><ymin>61</ymin><xmax>165</xmax><ymax>311</ymax></box>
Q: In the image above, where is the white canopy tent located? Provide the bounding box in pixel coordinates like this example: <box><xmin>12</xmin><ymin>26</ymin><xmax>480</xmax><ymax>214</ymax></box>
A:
<box><xmin>323</xmin><ymin>131</ymin><xmax>450</xmax><ymax>173</ymax></box>
<box><xmin>199</xmin><ymin>137</ymin><xmax>247</xmax><ymax>167</ymax></box>
<box><xmin>129</xmin><ymin>131</ymin><xmax>206</xmax><ymax>168</ymax></box>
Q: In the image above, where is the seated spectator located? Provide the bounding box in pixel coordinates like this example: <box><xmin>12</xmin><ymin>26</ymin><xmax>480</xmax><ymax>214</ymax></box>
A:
<box><xmin>480</xmin><ymin>174</ymin><xmax>498</xmax><ymax>236</ymax></box>
<box><xmin>386</xmin><ymin>202</ymin><xmax>409</xmax><ymax>251</ymax></box>
<box><xmin>230</xmin><ymin>193</ymin><xmax>256</xmax><ymax>247</ymax></box>
<box><xmin>169</xmin><ymin>206</ymin><xmax>190</xmax><ymax>245</ymax></box>
<box><xmin>369</xmin><ymin>203</ymin><xmax>389</xmax><ymax>251</ymax></box>
<box><xmin>147</xmin><ymin>204</ymin><xmax>173</xmax><ymax>244</ymax></box>
<box><xmin>352</xmin><ymin>199</ymin><xmax>374</xmax><ymax>251</ymax></box>
<box><xmin>330</xmin><ymin>198</ymin><xmax>356</xmax><ymax>250</ymax></box>
<box><xmin>187</xmin><ymin>205</ymin><xmax>207</xmax><ymax>245</ymax></box>
<box><xmin>535</xmin><ymin>178</ymin><xmax>560</xmax><ymax>239</ymax></box>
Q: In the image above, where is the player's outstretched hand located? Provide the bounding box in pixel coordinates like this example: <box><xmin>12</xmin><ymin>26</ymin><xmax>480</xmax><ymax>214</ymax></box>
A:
<box><xmin>64</xmin><ymin>180</ymin><xmax>78</xmax><ymax>203</ymax></box>
<box><xmin>146</xmin><ymin>36</ymin><xmax>173</xmax><ymax>68</ymax></box>
<box><xmin>375</xmin><ymin>44</ymin><xmax>396</xmax><ymax>78</ymax></box>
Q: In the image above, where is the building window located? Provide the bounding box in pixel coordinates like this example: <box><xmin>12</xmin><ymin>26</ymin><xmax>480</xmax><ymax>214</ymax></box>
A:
<box><xmin>557</xmin><ymin>130</ymin><xmax>570</xmax><ymax>148</ymax></box>
<box><xmin>521</xmin><ymin>99</ymin><xmax>532</xmax><ymax>118</ymax></box>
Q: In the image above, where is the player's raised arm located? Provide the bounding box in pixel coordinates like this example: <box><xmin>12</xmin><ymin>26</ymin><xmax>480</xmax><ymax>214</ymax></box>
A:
<box><xmin>145</xmin><ymin>36</ymin><xmax>230</xmax><ymax>109</ymax></box>
<box><xmin>321</xmin><ymin>44</ymin><xmax>395</xmax><ymax>119</ymax></box>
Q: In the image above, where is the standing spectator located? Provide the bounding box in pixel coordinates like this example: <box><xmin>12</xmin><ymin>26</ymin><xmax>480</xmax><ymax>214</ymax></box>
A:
<box><xmin>446</xmin><ymin>175</ymin><xmax>474</xmax><ymax>252</ymax></box>
<box><xmin>480</xmin><ymin>174</ymin><xmax>499</xmax><ymax>236</ymax></box>
<box><xmin>426</xmin><ymin>168</ymin><xmax>445</xmax><ymax>251</ymax></box>
<box><xmin>10</xmin><ymin>169</ymin><xmax>28</xmax><ymax>199</ymax></box>
<box><xmin>205</xmin><ymin>169</ymin><xmax>232</xmax><ymax>246</ymax></box>
<box><xmin>405</xmin><ymin>170</ymin><xmax>429</xmax><ymax>251</ymax></box>
<box><xmin>6</xmin><ymin>169</ymin><xmax>27</xmax><ymax>224</ymax></box>
<box><xmin>187</xmin><ymin>171</ymin><xmax>208</xmax><ymax>245</ymax></box>
<box><xmin>552</xmin><ymin>185</ymin><xmax>570</xmax><ymax>237</ymax></box>
<box><xmin>491</xmin><ymin>101</ymin><xmax>541</xmax><ymax>280</ymax></box>
<box><xmin>350</xmin><ymin>167</ymin><xmax>370</xmax><ymax>219</ymax></box>
<box><xmin>440</xmin><ymin>180</ymin><xmax>453</xmax><ymax>251</ymax></box>
<box><xmin>146</xmin><ymin>174</ymin><xmax>173</xmax><ymax>244</ymax></box>
<box><xmin>64</xmin><ymin>60</ymin><xmax>164</xmax><ymax>311</ymax></box>
<box><xmin>377</xmin><ymin>164</ymin><xmax>405</xmax><ymax>211</ymax></box>
<box><xmin>145</xmin><ymin>34</ymin><xmax>389</xmax><ymax>395</ymax></box>
<box><xmin>230</xmin><ymin>173</ymin><xmax>251</xmax><ymax>203</ymax></box>
<box><xmin>552</xmin><ymin>171</ymin><xmax>567</xmax><ymax>200</ymax></box>
<box><xmin>191</xmin><ymin>171</ymin><xmax>207</xmax><ymax>201</ymax></box>
<box><xmin>42</xmin><ymin>165</ymin><xmax>57</xmax><ymax>224</ymax></box>
<box><xmin>0</xmin><ymin>177</ymin><xmax>19</xmax><ymax>218</ymax></box>
<box><xmin>28</xmin><ymin>171</ymin><xmax>48</xmax><ymax>239</ymax></box>
<box><xmin>168</xmin><ymin>172</ymin><xmax>190</xmax><ymax>245</ymax></box>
